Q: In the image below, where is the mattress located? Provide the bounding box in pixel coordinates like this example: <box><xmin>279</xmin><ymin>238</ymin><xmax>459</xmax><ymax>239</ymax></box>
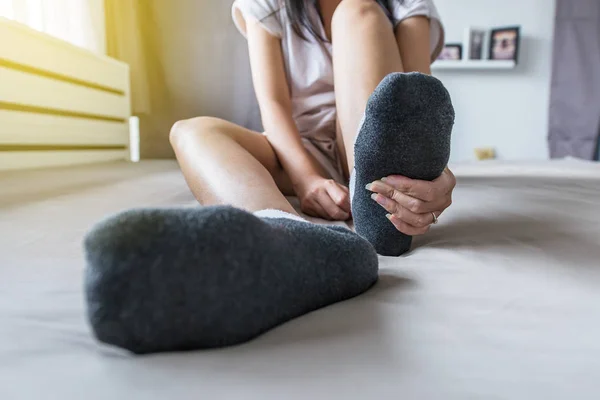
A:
<box><xmin>1</xmin><ymin>159</ymin><xmax>600</xmax><ymax>399</ymax></box>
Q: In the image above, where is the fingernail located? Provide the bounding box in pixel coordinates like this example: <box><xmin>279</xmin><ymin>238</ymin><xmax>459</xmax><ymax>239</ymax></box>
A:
<box><xmin>386</xmin><ymin>213</ymin><xmax>393</xmax><ymax>220</ymax></box>
<box><xmin>370</xmin><ymin>193</ymin><xmax>378</xmax><ymax>201</ymax></box>
<box><xmin>365</xmin><ymin>183</ymin><xmax>373</xmax><ymax>191</ymax></box>
<box><xmin>381</xmin><ymin>177</ymin><xmax>388</xmax><ymax>182</ymax></box>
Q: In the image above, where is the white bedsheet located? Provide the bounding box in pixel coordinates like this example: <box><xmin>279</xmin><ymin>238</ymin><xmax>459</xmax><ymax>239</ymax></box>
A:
<box><xmin>1</xmin><ymin>160</ymin><xmax>599</xmax><ymax>399</ymax></box>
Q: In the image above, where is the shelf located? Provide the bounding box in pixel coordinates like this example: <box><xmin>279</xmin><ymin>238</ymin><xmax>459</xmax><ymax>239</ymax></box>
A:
<box><xmin>432</xmin><ymin>60</ymin><xmax>517</xmax><ymax>71</ymax></box>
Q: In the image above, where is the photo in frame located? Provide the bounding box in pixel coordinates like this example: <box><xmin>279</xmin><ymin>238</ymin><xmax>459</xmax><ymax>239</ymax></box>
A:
<box><xmin>463</xmin><ymin>27</ymin><xmax>489</xmax><ymax>60</ymax></box>
<box><xmin>436</xmin><ymin>43</ymin><xmax>463</xmax><ymax>61</ymax></box>
<box><xmin>489</xmin><ymin>26</ymin><xmax>521</xmax><ymax>62</ymax></box>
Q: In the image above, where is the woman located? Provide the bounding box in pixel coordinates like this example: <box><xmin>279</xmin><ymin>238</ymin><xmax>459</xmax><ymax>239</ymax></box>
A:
<box><xmin>84</xmin><ymin>0</ymin><xmax>456</xmax><ymax>354</ymax></box>
<box><xmin>170</xmin><ymin>0</ymin><xmax>455</xmax><ymax>247</ymax></box>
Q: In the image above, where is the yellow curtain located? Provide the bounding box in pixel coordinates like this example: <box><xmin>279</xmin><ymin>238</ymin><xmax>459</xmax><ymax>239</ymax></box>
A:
<box><xmin>104</xmin><ymin>0</ymin><xmax>172</xmax><ymax>157</ymax></box>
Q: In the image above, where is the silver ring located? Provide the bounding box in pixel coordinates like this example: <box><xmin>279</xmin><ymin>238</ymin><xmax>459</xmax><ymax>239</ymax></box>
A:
<box><xmin>431</xmin><ymin>212</ymin><xmax>438</xmax><ymax>225</ymax></box>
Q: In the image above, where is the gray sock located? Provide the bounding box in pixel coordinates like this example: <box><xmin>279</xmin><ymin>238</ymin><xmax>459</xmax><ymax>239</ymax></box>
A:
<box><xmin>84</xmin><ymin>206</ymin><xmax>378</xmax><ymax>354</ymax></box>
<box><xmin>352</xmin><ymin>72</ymin><xmax>454</xmax><ymax>256</ymax></box>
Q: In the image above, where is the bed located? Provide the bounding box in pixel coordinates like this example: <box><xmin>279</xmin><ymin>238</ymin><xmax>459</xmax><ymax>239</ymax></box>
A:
<box><xmin>1</xmin><ymin>159</ymin><xmax>599</xmax><ymax>399</ymax></box>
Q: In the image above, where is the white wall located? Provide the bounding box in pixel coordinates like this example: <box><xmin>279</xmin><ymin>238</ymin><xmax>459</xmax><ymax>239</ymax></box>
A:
<box><xmin>433</xmin><ymin>0</ymin><xmax>556</xmax><ymax>162</ymax></box>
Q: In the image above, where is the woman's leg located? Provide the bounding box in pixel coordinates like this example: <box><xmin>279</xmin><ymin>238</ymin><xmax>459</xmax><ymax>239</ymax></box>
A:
<box><xmin>332</xmin><ymin>0</ymin><xmax>432</xmax><ymax>170</ymax></box>
<box><xmin>87</xmin><ymin>116</ymin><xmax>381</xmax><ymax>354</ymax></box>
<box><xmin>170</xmin><ymin>116</ymin><xmax>298</xmax><ymax>214</ymax></box>
<box><xmin>331</xmin><ymin>1</ymin><xmax>453</xmax><ymax>256</ymax></box>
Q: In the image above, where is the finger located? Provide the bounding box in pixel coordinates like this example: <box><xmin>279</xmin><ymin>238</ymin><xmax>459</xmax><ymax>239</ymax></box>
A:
<box><xmin>370</xmin><ymin>192</ymin><xmax>400</xmax><ymax>215</ymax></box>
<box><xmin>326</xmin><ymin>181</ymin><xmax>351</xmax><ymax>213</ymax></box>
<box><xmin>394</xmin><ymin>208</ymin><xmax>437</xmax><ymax>228</ymax></box>
<box><xmin>386</xmin><ymin>214</ymin><xmax>431</xmax><ymax>236</ymax></box>
<box><xmin>308</xmin><ymin>200</ymin><xmax>332</xmax><ymax>220</ymax></box>
<box><xmin>367</xmin><ymin>181</ymin><xmax>444</xmax><ymax>214</ymax></box>
<box><xmin>440</xmin><ymin>195</ymin><xmax>452</xmax><ymax>215</ymax></box>
<box><xmin>433</xmin><ymin>168</ymin><xmax>457</xmax><ymax>194</ymax></box>
<box><xmin>380</xmin><ymin>175</ymin><xmax>440</xmax><ymax>202</ymax></box>
<box><xmin>301</xmin><ymin>196</ymin><xmax>329</xmax><ymax>220</ymax></box>
<box><xmin>430</xmin><ymin>210</ymin><xmax>442</xmax><ymax>224</ymax></box>
<box><xmin>302</xmin><ymin>201</ymin><xmax>324</xmax><ymax>219</ymax></box>
<box><xmin>338</xmin><ymin>184</ymin><xmax>352</xmax><ymax>215</ymax></box>
<box><xmin>318</xmin><ymin>190</ymin><xmax>350</xmax><ymax>221</ymax></box>
<box><xmin>371</xmin><ymin>192</ymin><xmax>437</xmax><ymax>228</ymax></box>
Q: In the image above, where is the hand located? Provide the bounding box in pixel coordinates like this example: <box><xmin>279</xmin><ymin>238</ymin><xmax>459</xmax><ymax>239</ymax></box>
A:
<box><xmin>366</xmin><ymin>168</ymin><xmax>456</xmax><ymax>236</ymax></box>
<box><xmin>296</xmin><ymin>176</ymin><xmax>351</xmax><ymax>221</ymax></box>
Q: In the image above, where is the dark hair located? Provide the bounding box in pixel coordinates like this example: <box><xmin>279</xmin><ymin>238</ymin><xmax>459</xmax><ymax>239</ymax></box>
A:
<box><xmin>285</xmin><ymin>0</ymin><xmax>395</xmax><ymax>42</ymax></box>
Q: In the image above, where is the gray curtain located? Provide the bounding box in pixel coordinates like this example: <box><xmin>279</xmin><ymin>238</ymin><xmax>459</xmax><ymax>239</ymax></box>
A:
<box><xmin>548</xmin><ymin>0</ymin><xmax>600</xmax><ymax>160</ymax></box>
<box><xmin>105</xmin><ymin>0</ymin><xmax>261</xmax><ymax>158</ymax></box>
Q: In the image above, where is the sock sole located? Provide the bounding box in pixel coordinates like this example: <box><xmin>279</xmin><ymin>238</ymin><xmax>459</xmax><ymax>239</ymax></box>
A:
<box><xmin>351</xmin><ymin>72</ymin><xmax>455</xmax><ymax>256</ymax></box>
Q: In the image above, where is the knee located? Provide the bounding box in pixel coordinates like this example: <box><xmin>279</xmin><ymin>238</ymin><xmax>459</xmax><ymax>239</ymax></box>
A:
<box><xmin>332</xmin><ymin>0</ymin><xmax>384</xmax><ymax>32</ymax></box>
<box><xmin>169</xmin><ymin>116</ymin><xmax>224</xmax><ymax>148</ymax></box>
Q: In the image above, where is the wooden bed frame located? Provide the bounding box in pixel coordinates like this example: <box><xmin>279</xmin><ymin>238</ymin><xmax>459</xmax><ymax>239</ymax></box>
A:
<box><xmin>0</xmin><ymin>17</ymin><xmax>131</xmax><ymax>171</ymax></box>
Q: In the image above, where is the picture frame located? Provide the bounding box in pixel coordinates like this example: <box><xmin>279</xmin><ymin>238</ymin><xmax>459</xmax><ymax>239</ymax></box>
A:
<box><xmin>489</xmin><ymin>26</ymin><xmax>521</xmax><ymax>62</ymax></box>
<box><xmin>463</xmin><ymin>27</ymin><xmax>489</xmax><ymax>60</ymax></box>
<box><xmin>436</xmin><ymin>43</ymin><xmax>463</xmax><ymax>61</ymax></box>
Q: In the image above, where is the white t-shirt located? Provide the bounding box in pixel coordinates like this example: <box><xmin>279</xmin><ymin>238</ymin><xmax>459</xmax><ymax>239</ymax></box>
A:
<box><xmin>232</xmin><ymin>0</ymin><xmax>444</xmax><ymax>181</ymax></box>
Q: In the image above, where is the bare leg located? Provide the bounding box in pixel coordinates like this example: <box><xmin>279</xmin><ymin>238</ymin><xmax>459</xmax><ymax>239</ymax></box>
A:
<box><xmin>170</xmin><ymin>116</ymin><xmax>298</xmax><ymax>214</ymax></box>
<box><xmin>332</xmin><ymin>0</ymin><xmax>431</xmax><ymax>170</ymax></box>
<box><xmin>395</xmin><ymin>16</ymin><xmax>433</xmax><ymax>75</ymax></box>
<box><xmin>332</xmin><ymin>2</ymin><xmax>453</xmax><ymax>256</ymax></box>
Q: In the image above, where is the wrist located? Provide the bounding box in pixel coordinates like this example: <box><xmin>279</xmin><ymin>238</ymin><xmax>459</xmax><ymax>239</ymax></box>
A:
<box><xmin>292</xmin><ymin>173</ymin><xmax>322</xmax><ymax>192</ymax></box>
<box><xmin>286</xmin><ymin>157</ymin><xmax>327</xmax><ymax>191</ymax></box>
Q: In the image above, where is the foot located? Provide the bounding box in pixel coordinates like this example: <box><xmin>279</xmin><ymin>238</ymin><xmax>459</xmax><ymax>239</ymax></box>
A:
<box><xmin>84</xmin><ymin>206</ymin><xmax>378</xmax><ymax>354</ymax></box>
<box><xmin>351</xmin><ymin>72</ymin><xmax>454</xmax><ymax>256</ymax></box>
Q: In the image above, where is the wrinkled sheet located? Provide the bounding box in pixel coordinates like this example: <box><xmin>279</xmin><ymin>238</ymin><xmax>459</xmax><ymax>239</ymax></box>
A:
<box><xmin>1</xmin><ymin>159</ymin><xmax>600</xmax><ymax>399</ymax></box>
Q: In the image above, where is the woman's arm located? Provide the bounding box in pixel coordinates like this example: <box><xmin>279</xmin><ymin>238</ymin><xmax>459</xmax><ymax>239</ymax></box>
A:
<box><xmin>246</xmin><ymin>19</ymin><xmax>323</xmax><ymax>186</ymax></box>
<box><xmin>245</xmin><ymin>18</ymin><xmax>350</xmax><ymax>220</ymax></box>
